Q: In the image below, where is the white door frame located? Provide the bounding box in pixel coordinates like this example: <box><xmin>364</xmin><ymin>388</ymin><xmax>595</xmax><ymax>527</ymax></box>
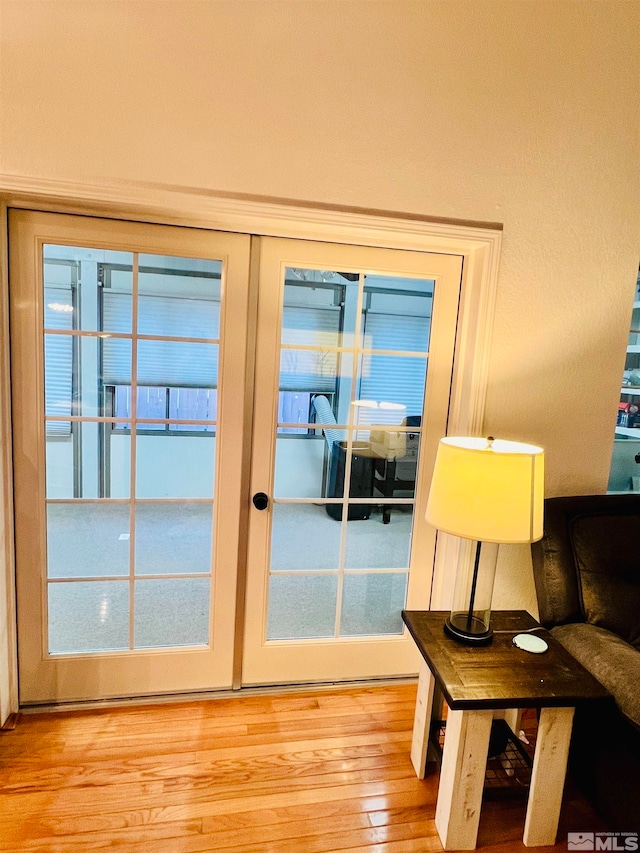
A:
<box><xmin>0</xmin><ymin>175</ymin><xmax>501</xmax><ymax>715</ymax></box>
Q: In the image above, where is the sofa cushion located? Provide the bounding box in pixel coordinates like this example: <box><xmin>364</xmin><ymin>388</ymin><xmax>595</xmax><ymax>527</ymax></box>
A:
<box><xmin>570</xmin><ymin>514</ymin><xmax>640</xmax><ymax>648</ymax></box>
<box><xmin>552</xmin><ymin>622</ymin><xmax>640</xmax><ymax>729</ymax></box>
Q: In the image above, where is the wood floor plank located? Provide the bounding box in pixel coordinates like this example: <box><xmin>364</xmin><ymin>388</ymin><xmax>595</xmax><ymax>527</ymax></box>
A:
<box><xmin>5</xmin><ymin>816</ymin><xmax>439</xmax><ymax>853</ymax></box>
<box><xmin>0</xmin><ymin>744</ymin><xmax>403</xmax><ymax>797</ymax></box>
<box><xmin>343</xmin><ymin>838</ymin><xmax>443</xmax><ymax>853</ymax></box>
<box><xmin>0</xmin><ymin>738</ymin><xmax>412</xmax><ymax>794</ymax></box>
<box><xmin>200</xmin><ymin>790</ymin><xmax>437</xmax><ymax>836</ymax></box>
<box><xmin>0</xmin><ymin>775</ymin><xmax>428</xmax><ymax>831</ymax></box>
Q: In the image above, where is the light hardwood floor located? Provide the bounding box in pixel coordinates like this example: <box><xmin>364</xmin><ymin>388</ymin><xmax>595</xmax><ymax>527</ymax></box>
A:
<box><xmin>0</xmin><ymin>683</ymin><xmax>605</xmax><ymax>852</ymax></box>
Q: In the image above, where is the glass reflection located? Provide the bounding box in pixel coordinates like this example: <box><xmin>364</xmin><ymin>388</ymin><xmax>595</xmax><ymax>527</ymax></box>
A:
<box><xmin>274</xmin><ymin>436</ymin><xmax>328</xmax><ymax>499</ymax></box>
<box><xmin>134</xmin><ymin>502</ymin><xmax>213</xmax><ymax>575</ymax></box>
<box><xmin>279</xmin><ymin>348</ymin><xmax>338</xmax><ymax>400</ymax></box>
<box><xmin>43</xmin><ymin>245</ymin><xmax>134</xmax><ymax>336</ymax></box>
<box><xmin>44</xmin><ymin>332</ymin><xmax>73</xmax><ymax>431</ymax></box>
<box><xmin>358</xmin><ymin>354</ymin><xmax>427</xmax><ymax>422</ymax></box>
<box><xmin>282</xmin><ymin>269</ymin><xmax>356</xmax><ymax>341</ymax></box>
<box><xmin>134</xmin><ymin>578</ymin><xmax>210</xmax><ymax>648</ymax></box>
<box><xmin>47</xmin><ymin>503</ymin><xmax>130</xmax><ymax>578</ymax></box>
<box><xmin>267</xmin><ymin>574</ymin><xmax>338</xmax><ymax>639</ymax></box>
<box><xmin>340</xmin><ymin>573</ymin><xmax>408</xmax><ymax>636</ymax></box>
<box><xmin>369</xmin><ymin>430</ymin><xmax>421</xmax><ymax>504</ymax></box>
<box><xmin>48</xmin><ymin>581</ymin><xmax>129</xmax><ymax>654</ymax></box>
<box><xmin>134</xmin><ymin>426</ymin><xmax>215</xmax><ymax>498</ymax></box>
<box><xmin>270</xmin><ymin>504</ymin><xmax>341</xmax><ymax>569</ymax></box>
<box><xmin>345</xmin><ymin>507</ymin><xmax>413</xmax><ymax>568</ymax></box>
<box><xmin>137</xmin><ymin>340</ymin><xmax>218</xmax><ymax>388</ymax></box>
<box><xmin>361</xmin><ymin>275</ymin><xmax>433</xmax><ymax>353</ymax></box>
<box><xmin>138</xmin><ymin>256</ymin><xmax>222</xmax><ymax>341</ymax></box>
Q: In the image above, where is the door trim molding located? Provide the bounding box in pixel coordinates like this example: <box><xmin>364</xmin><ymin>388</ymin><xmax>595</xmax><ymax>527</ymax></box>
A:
<box><xmin>0</xmin><ymin>203</ymin><xmax>18</xmax><ymax>724</ymax></box>
<box><xmin>0</xmin><ymin>173</ymin><xmax>502</xmax><ymax>713</ymax></box>
<box><xmin>0</xmin><ymin>173</ymin><xmax>501</xmax><ymax>247</ymax></box>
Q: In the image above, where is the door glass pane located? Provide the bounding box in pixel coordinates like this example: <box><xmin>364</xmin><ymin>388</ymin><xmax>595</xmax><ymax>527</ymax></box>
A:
<box><xmin>274</xmin><ymin>437</ymin><xmax>327</xmax><ymax>499</ymax></box>
<box><xmin>46</xmin><ymin>436</ymin><xmax>76</xmax><ymax>499</ymax></box>
<box><xmin>279</xmin><ymin>348</ymin><xmax>339</xmax><ymax>396</ymax></box>
<box><xmin>44</xmin><ymin>333</ymin><xmax>73</xmax><ymax>432</ymax></box>
<box><xmin>345</xmin><ymin>507</ymin><xmax>413</xmax><ymax>569</ymax></box>
<box><xmin>267</xmin><ymin>575</ymin><xmax>338</xmax><ymax>640</ymax></box>
<box><xmin>46</xmin><ymin>422</ymin><xmax>131</xmax><ymax>500</ymax></box>
<box><xmin>48</xmin><ymin>581</ymin><xmax>129</xmax><ymax>654</ymax></box>
<box><xmin>266</xmin><ymin>268</ymin><xmax>433</xmax><ymax>642</ymax></box>
<box><xmin>101</xmin><ymin>267</ymin><xmax>133</xmax><ymax>335</ymax></box>
<box><xmin>108</xmin><ymin>430</ymin><xmax>133</xmax><ymax>498</ymax></box>
<box><xmin>134</xmin><ymin>502</ymin><xmax>213</xmax><ymax>575</ymax></box>
<box><xmin>169</xmin><ymin>388</ymin><xmax>217</xmax><ymax>430</ymax></box>
<box><xmin>282</xmin><ymin>269</ymin><xmax>354</xmax><ymax>349</ymax></box>
<box><xmin>102</xmin><ymin>338</ymin><xmax>133</xmax><ymax>391</ymax></box>
<box><xmin>134</xmin><ymin>578</ymin><xmax>210</xmax><ymax>648</ymax></box>
<box><xmin>135</xmin><ymin>387</ymin><xmax>167</xmax><ymax>424</ymax></box>
<box><xmin>362</xmin><ymin>275</ymin><xmax>433</xmax><ymax>351</ymax></box>
<box><xmin>138</xmin><ymin>255</ymin><xmax>221</xmax><ymax>339</ymax></box>
<box><xmin>134</xmin><ymin>426</ymin><xmax>216</xmax><ymax>498</ymax></box>
<box><xmin>359</xmin><ymin>354</ymin><xmax>428</xmax><ymax>421</ymax></box>
<box><xmin>270</xmin><ymin>504</ymin><xmax>341</xmax><ymax>571</ymax></box>
<box><xmin>340</xmin><ymin>573</ymin><xmax>408</xmax><ymax>636</ymax></box>
<box><xmin>47</xmin><ymin>503</ymin><xmax>130</xmax><ymax>578</ymax></box>
<box><xmin>137</xmin><ymin>340</ymin><xmax>218</xmax><ymax>387</ymax></box>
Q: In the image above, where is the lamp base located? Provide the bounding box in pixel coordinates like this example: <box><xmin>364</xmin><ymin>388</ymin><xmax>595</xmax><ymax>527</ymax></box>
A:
<box><xmin>444</xmin><ymin>614</ymin><xmax>493</xmax><ymax>645</ymax></box>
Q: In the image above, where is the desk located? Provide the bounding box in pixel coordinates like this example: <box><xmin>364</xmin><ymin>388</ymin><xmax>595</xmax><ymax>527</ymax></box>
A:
<box><xmin>371</xmin><ymin>456</ymin><xmax>416</xmax><ymax>523</ymax></box>
<box><xmin>402</xmin><ymin>610</ymin><xmax>610</xmax><ymax>850</ymax></box>
<box><xmin>370</xmin><ymin>442</ymin><xmax>418</xmax><ymax>525</ymax></box>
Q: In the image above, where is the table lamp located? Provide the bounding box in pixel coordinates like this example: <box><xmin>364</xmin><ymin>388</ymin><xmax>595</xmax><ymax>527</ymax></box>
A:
<box><xmin>426</xmin><ymin>436</ymin><xmax>544</xmax><ymax>644</ymax></box>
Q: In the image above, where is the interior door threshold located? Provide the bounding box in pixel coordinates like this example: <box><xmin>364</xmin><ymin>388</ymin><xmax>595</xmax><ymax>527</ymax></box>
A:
<box><xmin>19</xmin><ymin>675</ymin><xmax>418</xmax><ymax>714</ymax></box>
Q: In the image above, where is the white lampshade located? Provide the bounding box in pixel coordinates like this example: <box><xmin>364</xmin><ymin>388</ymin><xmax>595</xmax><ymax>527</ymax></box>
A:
<box><xmin>426</xmin><ymin>436</ymin><xmax>545</xmax><ymax>544</ymax></box>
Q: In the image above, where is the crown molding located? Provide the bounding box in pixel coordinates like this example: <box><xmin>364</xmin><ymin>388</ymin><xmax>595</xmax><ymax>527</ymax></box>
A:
<box><xmin>0</xmin><ymin>173</ymin><xmax>501</xmax><ymax>255</ymax></box>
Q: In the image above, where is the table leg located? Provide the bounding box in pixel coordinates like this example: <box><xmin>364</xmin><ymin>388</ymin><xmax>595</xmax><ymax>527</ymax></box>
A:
<box><xmin>523</xmin><ymin>706</ymin><xmax>574</xmax><ymax>847</ymax></box>
<box><xmin>410</xmin><ymin>660</ymin><xmax>436</xmax><ymax>778</ymax></box>
<box><xmin>435</xmin><ymin>707</ymin><xmax>493</xmax><ymax>850</ymax></box>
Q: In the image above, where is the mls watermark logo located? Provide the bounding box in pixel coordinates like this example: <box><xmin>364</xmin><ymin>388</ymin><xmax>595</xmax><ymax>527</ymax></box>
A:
<box><xmin>568</xmin><ymin>832</ymin><xmax>639</xmax><ymax>851</ymax></box>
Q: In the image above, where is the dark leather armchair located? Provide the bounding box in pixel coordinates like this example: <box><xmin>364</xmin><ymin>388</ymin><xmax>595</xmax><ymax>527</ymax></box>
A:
<box><xmin>531</xmin><ymin>495</ymin><xmax>640</xmax><ymax>831</ymax></box>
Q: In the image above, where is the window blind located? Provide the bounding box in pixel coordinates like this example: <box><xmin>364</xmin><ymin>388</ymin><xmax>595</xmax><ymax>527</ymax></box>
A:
<box><xmin>279</xmin><ymin>306</ymin><xmax>340</xmax><ymax>392</ymax></box>
<box><xmin>102</xmin><ymin>293</ymin><xmax>220</xmax><ymax>387</ymax></box>
<box><xmin>359</xmin><ymin>313</ymin><xmax>429</xmax><ymax>423</ymax></box>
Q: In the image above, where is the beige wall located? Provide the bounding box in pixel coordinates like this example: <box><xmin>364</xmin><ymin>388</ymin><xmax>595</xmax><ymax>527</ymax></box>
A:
<box><xmin>0</xmin><ymin>0</ymin><xmax>639</xmax><ymax>703</ymax></box>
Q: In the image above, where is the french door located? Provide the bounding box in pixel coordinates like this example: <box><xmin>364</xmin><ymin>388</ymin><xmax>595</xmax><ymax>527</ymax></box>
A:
<box><xmin>242</xmin><ymin>238</ymin><xmax>462</xmax><ymax>684</ymax></box>
<box><xmin>10</xmin><ymin>212</ymin><xmax>462</xmax><ymax>703</ymax></box>
<box><xmin>10</xmin><ymin>211</ymin><xmax>251</xmax><ymax>703</ymax></box>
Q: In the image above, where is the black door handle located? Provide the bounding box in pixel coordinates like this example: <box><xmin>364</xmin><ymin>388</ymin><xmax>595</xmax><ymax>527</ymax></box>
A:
<box><xmin>252</xmin><ymin>492</ymin><xmax>269</xmax><ymax>510</ymax></box>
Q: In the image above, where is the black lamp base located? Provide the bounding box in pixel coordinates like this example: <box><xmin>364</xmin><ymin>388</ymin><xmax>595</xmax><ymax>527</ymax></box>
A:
<box><xmin>444</xmin><ymin>614</ymin><xmax>493</xmax><ymax>645</ymax></box>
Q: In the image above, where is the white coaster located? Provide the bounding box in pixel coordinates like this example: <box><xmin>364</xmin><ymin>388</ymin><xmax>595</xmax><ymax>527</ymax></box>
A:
<box><xmin>513</xmin><ymin>633</ymin><xmax>549</xmax><ymax>654</ymax></box>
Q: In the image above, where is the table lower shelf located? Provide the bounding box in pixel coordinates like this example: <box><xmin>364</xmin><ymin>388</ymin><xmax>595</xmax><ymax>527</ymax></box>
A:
<box><xmin>429</xmin><ymin>718</ymin><xmax>534</xmax><ymax>801</ymax></box>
